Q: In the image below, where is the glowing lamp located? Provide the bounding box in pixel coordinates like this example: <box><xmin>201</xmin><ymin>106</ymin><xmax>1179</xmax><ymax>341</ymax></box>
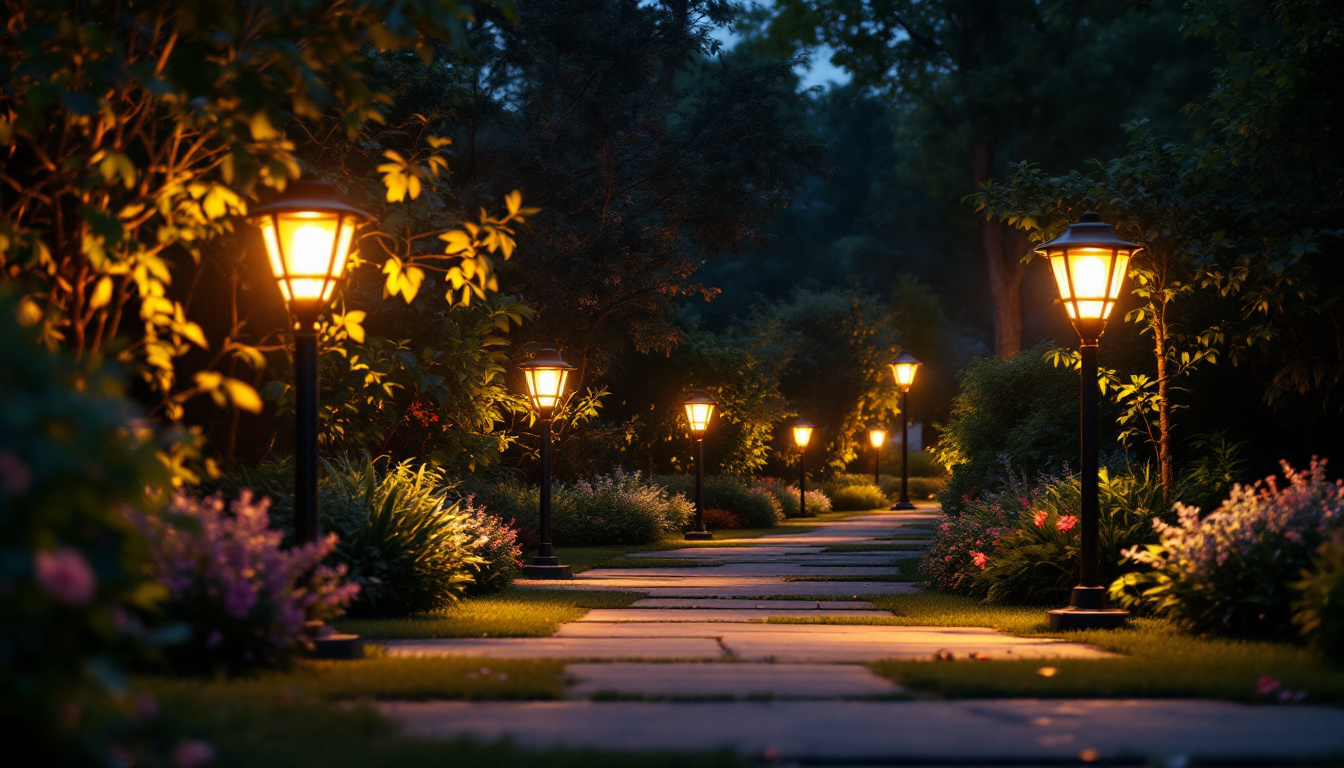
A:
<box><xmin>683</xmin><ymin>389</ymin><xmax>718</xmax><ymax>436</ymax></box>
<box><xmin>249</xmin><ymin>180</ymin><xmax>372</xmax><ymax>327</ymax></box>
<box><xmin>889</xmin><ymin>351</ymin><xmax>922</xmax><ymax>391</ymax></box>
<box><xmin>520</xmin><ymin>348</ymin><xmax>574</xmax><ymax>414</ymax></box>
<box><xmin>868</xmin><ymin>426</ymin><xmax>887</xmax><ymax>448</ymax></box>
<box><xmin>792</xmin><ymin>420</ymin><xmax>814</xmax><ymax>450</ymax></box>
<box><xmin>1035</xmin><ymin>212</ymin><xmax>1141</xmax><ymax>341</ymax></box>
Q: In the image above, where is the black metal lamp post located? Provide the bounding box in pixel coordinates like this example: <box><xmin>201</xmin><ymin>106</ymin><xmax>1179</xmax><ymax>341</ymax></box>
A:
<box><xmin>249</xmin><ymin>180</ymin><xmax>372</xmax><ymax>546</ymax></box>
<box><xmin>1038</xmin><ymin>211</ymin><xmax>1141</xmax><ymax>631</ymax></box>
<box><xmin>519</xmin><ymin>348</ymin><xmax>575</xmax><ymax>579</ymax></box>
<box><xmin>867</xmin><ymin>425</ymin><xmax>887</xmax><ymax>486</ymax></box>
<box><xmin>888</xmin><ymin>351</ymin><xmax>921</xmax><ymax>510</ymax></box>
<box><xmin>249</xmin><ymin>178</ymin><xmax>372</xmax><ymax>660</ymax></box>
<box><xmin>682</xmin><ymin>389</ymin><xmax>719</xmax><ymax>541</ymax></box>
<box><xmin>792</xmin><ymin>419</ymin><xmax>814</xmax><ymax>516</ymax></box>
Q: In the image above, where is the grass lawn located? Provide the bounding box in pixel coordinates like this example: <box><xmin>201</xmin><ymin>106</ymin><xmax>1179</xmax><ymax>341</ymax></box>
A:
<box><xmin>337</xmin><ymin>588</ymin><xmax>641</xmax><ymax>639</ymax></box>
<box><xmin>146</xmin><ymin>677</ymin><xmax>742</xmax><ymax>768</ymax></box>
<box><xmin>773</xmin><ymin>592</ymin><xmax>1344</xmax><ymax>703</ymax></box>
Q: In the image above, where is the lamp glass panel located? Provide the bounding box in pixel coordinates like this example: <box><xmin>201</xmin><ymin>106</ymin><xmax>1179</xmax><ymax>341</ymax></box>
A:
<box><xmin>684</xmin><ymin>402</ymin><xmax>715</xmax><ymax>433</ymax></box>
<box><xmin>525</xmin><ymin>367</ymin><xmax>568</xmax><ymax>411</ymax></box>
<box><xmin>892</xmin><ymin>362</ymin><xmax>919</xmax><ymax>388</ymax></box>
<box><xmin>259</xmin><ymin>218</ymin><xmax>291</xmax><ymax>301</ymax></box>
<box><xmin>277</xmin><ymin>212</ymin><xmax>340</xmax><ymax>300</ymax></box>
<box><xmin>869</xmin><ymin>429</ymin><xmax>886</xmax><ymax>448</ymax></box>
<box><xmin>792</xmin><ymin>425</ymin><xmax>813</xmax><ymax>448</ymax></box>
<box><xmin>1050</xmin><ymin>255</ymin><xmax>1071</xmax><ymax>300</ymax></box>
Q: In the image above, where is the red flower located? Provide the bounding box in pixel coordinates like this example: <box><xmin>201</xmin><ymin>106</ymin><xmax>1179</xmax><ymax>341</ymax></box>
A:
<box><xmin>1032</xmin><ymin>510</ymin><xmax>1048</xmax><ymax>528</ymax></box>
<box><xmin>1056</xmin><ymin>515</ymin><xmax>1078</xmax><ymax>532</ymax></box>
<box><xmin>970</xmin><ymin>551</ymin><xmax>988</xmax><ymax>569</ymax></box>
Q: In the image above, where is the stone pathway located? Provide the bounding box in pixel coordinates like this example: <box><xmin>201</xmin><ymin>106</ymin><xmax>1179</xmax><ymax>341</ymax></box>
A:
<box><xmin>380</xmin><ymin>505</ymin><xmax>1344</xmax><ymax>763</ymax></box>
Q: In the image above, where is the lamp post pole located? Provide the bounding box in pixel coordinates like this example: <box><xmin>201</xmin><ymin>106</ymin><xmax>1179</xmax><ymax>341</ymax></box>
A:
<box><xmin>798</xmin><ymin>447</ymin><xmax>806</xmax><ymax>517</ymax></box>
<box><xmin>535</xmin><ymin>414</ymin><xmax>559</xmax><ymax>567</ymax></box>
<box><xmin>686</xmin><ymin>435</ymin><xmax>712</xmax><ymax>539</ymax></box>
<box><xmin>1037</xmin><ymin>211</ymin><xmax>1140</xmax><ymax>631</ymax></box>
<box><xmin>293</xmin><ymin>326</ymin><xmax>320</xmax><ymax>544</ymax></box>
<box><xmin>683</xmin><ymin>389</ymin><xmax>718</xmax><ymax>540</ymax></box>
<box><xmin>896</xmin><ymin>389</ymin><xmax>913</xmax><ymax>510</ymax></box>
<box><xmin>873</xmin><ymin>436</ymin><xmax>881</xmax><ymax>486</ymax></box>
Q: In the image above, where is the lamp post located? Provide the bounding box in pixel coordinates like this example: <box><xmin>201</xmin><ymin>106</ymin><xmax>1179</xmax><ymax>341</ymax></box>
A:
<box><xmin>868</xmin><ymin>425</ymin><xmax>887</xmax><ymax>486</ymax></box>
<box><xmin>1038</xmin><ymin>211</ymin><xmax>1140</xmax><ymax>631</ymax></box>
<box><xmin>519</xmin><ymin>348</ymin><xmax>575</xmax><ymax>579</ymax></box>
<box><xmin>888</xmin><ymin>351</ymin><xmax>921</xmax><ymax>510</ymax></box>
<box><xmin>249</xmin><ymin>179</ymin><xmax>372</xmax><ymax>546</ymax></box>
<box><xmin>683</xmin><ymin>389</ymin><xmax>719</xmax><ymax>541</ymax></box>
<box><xmin>249</xmin><ymin>178</ymin><xmax>371</xmax><ymax>660</ymax></box>
<box><xmin>792</xmin><ymin>419</ymin><xmax>814</xmax><ymax>517</ymax></box>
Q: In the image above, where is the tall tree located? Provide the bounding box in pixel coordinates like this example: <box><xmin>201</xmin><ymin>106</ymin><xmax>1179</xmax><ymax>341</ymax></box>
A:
<box><xmin>763</xmin><ymin>0</ymin><xmax>1211</xmax><ymax>357</ymax></box>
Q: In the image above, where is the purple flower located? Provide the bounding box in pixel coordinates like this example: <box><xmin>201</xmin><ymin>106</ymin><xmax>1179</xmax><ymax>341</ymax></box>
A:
<box><xmin>33</xmin><ymin>548</ymin><xmax>96</xmax><ymax>606</ymax></box>
<box><xmin>0</xmin><ymin>451</ymin><xmax>31</xmax><ymax>495</ymax></box>
<box><xmin>171</xmin><ymin>739</ymin><xmax>216</xmax><ymax>767</ymax></box>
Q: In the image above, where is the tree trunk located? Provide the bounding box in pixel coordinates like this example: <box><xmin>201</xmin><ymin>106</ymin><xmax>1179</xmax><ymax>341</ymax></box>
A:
<box><xmin>973</xmin><ymin>141</ymin><xmax>1027</xmax><ymax>358</ymax></box>
<box><xmin>1153</xmin><ymin>293</ymin><xmax>1174</xmax><ymax>506</ymax></box>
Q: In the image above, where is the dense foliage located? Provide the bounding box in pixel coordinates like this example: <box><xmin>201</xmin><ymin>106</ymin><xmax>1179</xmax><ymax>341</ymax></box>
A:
<box><xmin>826</xmin><ymin>484</ymin><xmax>888</xmax><ymax>512</ymax></box>
<box><xmin>131</xmin><ymin>492</ymin><xmax>358</xmax><ymax>674</ymax></box>
<box><xmin>1112</xmin><ymin>461</ymin><xmax>1344</xmax><ymax>638</ymax></box>
<box><xmin>934</xmin><ymin>342</ymin><xmax>1084</xmax><ymax>513</ymax></box>
<box><xmin>0</xmin><ymin>295</ymin><xmax>167</xmax><ymax>764</ymax></box>
<box><xmin>653</xmin><ymin>475</ymin><xmax>783</xmax><ymax>529</ymax></box>
<box><xmin>1293</xmin><ymin>529</ymin><xmax>1344</xmax><ymax>655</ymax></box>
<box><xmin>479</xmin><ymin>470</ymin><xmax>693</xmax><ymax>546</ymax></box>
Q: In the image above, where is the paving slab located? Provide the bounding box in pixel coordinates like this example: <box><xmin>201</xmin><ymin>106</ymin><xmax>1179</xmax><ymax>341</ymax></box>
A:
<box><xmin>631</xmin><ymin>598</ymin><xmax>877</xmax><ymax>610</ymax></box>
<box><xmin>514</xmin><ymin>579</ymin><xmax>922</xmax><ymax>597</ymax></box>
<box><xmin>554</xmin><ymin>623</ymin><xmax>1112</xmax><ymax>662</ymax></box>
<box><xmin>382</xmin><ymin>699</ymin><xmax>1344</xmax><ymax>762</ymax></box>
<box><xmin>572</xmin><ymin>565</ymin><xmax>905</xmax><ymax>579</ymax></box>
<box><xmin>565</xmin><ymin>662</ymin><xmax>902</xmax><ymax>699</ymax></box>
<box><xmin>576</xmin><ymin>608</ymin><xmax>892</xmax><ymax>623</ymax></box>
<box><xmin>384</xmin><ymin>637</ymin><xmax>725</xmax><ymax>660</ymax></box>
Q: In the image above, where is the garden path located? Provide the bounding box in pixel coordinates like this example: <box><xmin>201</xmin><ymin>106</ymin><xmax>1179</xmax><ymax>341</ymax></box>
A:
<box><xmin>379</xmin><ymin>505</ymin><xmax>1344</xmax><ymax>763</ymax></box>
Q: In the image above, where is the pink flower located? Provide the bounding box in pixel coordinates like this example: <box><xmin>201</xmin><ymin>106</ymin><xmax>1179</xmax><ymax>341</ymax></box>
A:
<box><xmin>1056</xmin><ymin>515</ymin><xmax>1078</xmax><ymax>532</ymax></box>
<box><xmin>0</xmin><ymin>451</ymin><xmax>31</xmax><ymax>495</ymax></box>
<box><xmin>970</xmin><ymin>551</ymin><xmax>988</xmax><ymax>569</ymax></box>
<box><xmin>172</xmin><ymin>739</ymin><xmax>216</xmax><ymax>767</ymax></box>
<box><xmin>1256</xmin><ymin>676</ymin><xmax>1281</xmax><ymax>695</ymax></box>
<box><xmin>1032</xmin><ymin>510</ymin><xmax>1048</xmax><ymax>528</ymax></box>
<box><xmin>34</xmin><ymin>548</ymin><xmax>96</xmax><ymax>606</ymax></box>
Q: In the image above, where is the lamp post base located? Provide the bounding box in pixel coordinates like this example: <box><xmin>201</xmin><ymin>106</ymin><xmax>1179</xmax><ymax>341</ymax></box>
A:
<box><xmin>1047</xmin><ymin>608</ymin><xmax>1129</xmax><ymax>631</ymax></box>
<box><xmin>522</xmin><ymin>563</ymin><xmax>574</xmax><ymax>579</ymax></box>
<box><xmin>684</xmin><ymin>530</ymin><xmax>714</xmax><ymax>540</ymax></box>
<box><xmin>891</xmin><ymin>501</ymin><xmax>916</xmax><ymax>510</ymax></box>
<box><xmin>304</xmin><ymin>621</ymin><xmax>365</xmax><ymax>660</ymax></box>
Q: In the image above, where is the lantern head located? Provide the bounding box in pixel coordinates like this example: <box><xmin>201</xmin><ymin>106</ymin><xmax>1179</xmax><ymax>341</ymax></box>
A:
<box><xmin>868</xmin><ymin>425</ymin><xmax>887</xmax><ymax>449</ymax></box>
<box><xmin>519</xmin><ymin>348</ymin><xmax>574</xmax><ymax>415</ymax></box>
<box><xmin>249</xmin><ymin>180</ymin><xmax>373</xmax><ymax>328</ymax></box>
<box><xmin>682</xmin><ymin>389</ymin><xmax>719</xmax><ymax>437</ymax></box>
<box><xmin>1035</xmin><ymin>212</ymin><xmax>1142</xmax><ymax>342</ymax></box>
<box><xmin>792</xmin><ymin>419</ymin><xmax>814</xmax><ymax>451</ymax></box>
<box><xmin>889</xmin><ymin>351</ymin><xmax>922</xmax><ymax>391</ymax></box>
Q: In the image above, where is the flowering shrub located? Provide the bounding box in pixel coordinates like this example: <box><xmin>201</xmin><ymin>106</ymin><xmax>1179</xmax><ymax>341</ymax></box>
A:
<box><xmin>1293</xmin><ymin>529</ymin><xmax>1344</xmax><ymax>655</ymax></box>
<box><xmin>703</xmin><ymin>507</ymin><xmax>743</xmax><ymax>529</ymax></box>
<box><xmin>655</xmin><ymin>474</ymin><xmax>782</xmax><ymax>527</ymax></box>
<box><xmin>753</xmin><ymin>477</ymin><xmax>830</xmax><ymax>517</ymax></box>
<box><xmin>460</xmin><ymin>503</ymin><xmax>524</xmax><ymax>595</ymax></box>
<box><xmin>827</xmin><ymin>483</ymin><xmax>888</xmax><ymax>511</ymax></box>
<box><xmin>482</xmin><ymin>469</ymin><xmax>693</xmax><ymax>545</ymax></box>
<box><xmin>131</xmin><ymin>491</ymin><xmax>358</xmax><ymax>674</ymax></box>
<box><xmin>0</xmin><ymin>293</ymin><xmax>168</xmax><ymax>764</ymax></box>
<box><xmin>1112</xmin><ymin>460</ymin><xmax>1344</xmax><ymax>638</ymax></box>
<box><xmin>922</xmin><ymin>464</ymin><xmax>1165</xmax><ymax>604</ymax></box>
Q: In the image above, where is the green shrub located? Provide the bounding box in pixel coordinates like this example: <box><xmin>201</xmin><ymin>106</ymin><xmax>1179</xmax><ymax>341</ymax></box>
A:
<box><xmin>483</xmin><ymin>470</ymin><xmax>693</xmax><ymax>546</ymax></box>
<box><xmin>905</xmin><ymin>477</ymin><xmax>946</xmax><ymax>501</ymax></box>
<box><xmin>828</xmin><ymin>484</ymin><xmax>888</xmax><ymax>511</ymax></box>
<box><xmin>1293</xmin><ymin>530</ymin><xmax>1344</xmax><ymax>655</ymax></box>
<box><xmin>1112</xmin><ymin>460</ymin><xmax>1344</xmax><ymax>638</ymax></box>
<box><xmin>753</xmin><ymin>477</ymin><xmax>831</xmax><ymax>517</ymax></box>
<box><xmin>0</xmin><ymin>294</ymin><xmax>167</xmax><ymax>764</ymax></box>
<box><xmin>653</xmin><ymin>474</ymin><xmax>782</xmax><ymax>528</ymax></box>
<box><xmin>934</xmin><ymin>342</ymin><xmax>1083</xmax><ymax>514</ymax></box>
<box><xmin>703</xmin><ymin>507</ymin><xmax>743</xmax><ymax>529</ymax></box>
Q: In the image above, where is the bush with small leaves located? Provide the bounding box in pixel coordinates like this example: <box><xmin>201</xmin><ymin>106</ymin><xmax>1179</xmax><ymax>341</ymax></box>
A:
<box><xmin>827</xmin><ymin>484</ymin><xmax>888</xmax><ymax>511</ymax></box>
<box><xmin>654</xmin><ymin>474</ymin><xmax>782</xmax><ymax>528</ymax></box>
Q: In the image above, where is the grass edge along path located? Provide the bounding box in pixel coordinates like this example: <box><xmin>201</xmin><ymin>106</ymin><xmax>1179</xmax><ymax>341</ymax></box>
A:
<box><xmin>791</xmin><ymin>592</ymin><xmax>1344</xmax><ymax>704</ymax></box>
<box><xmin>337</xmin><ymin>588</ymin><xmax>642</xmax><ymax>640</ymax></box>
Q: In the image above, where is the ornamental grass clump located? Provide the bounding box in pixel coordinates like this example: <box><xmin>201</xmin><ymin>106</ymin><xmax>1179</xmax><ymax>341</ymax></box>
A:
<box><xmin>1112</xmin><ymin>460</ymin><xmax>1344</xmax><ymax>639</ymax></box>
<box><xmin>318</xmin><ymin>456</ymin><xmax>514</xmax><ymax>616</ymax></box>
<box><xmin>131</xmin><ymin>491</ymin><xmax>359</xmax><ymax>675</ymax></box>
<box><xmin>554</xmin><ymin>470</ymin><xmax>694</xmax><ymax>544</ymax></box>
<box><xmin>827</xmin><ymin>483</ymin><xmax>888</xmax><ymax>511</ymax></box>
<box><xmin>753</xmin><ymin>477</ymin><xmax>830</xmax><ymax>517</ymax></box>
